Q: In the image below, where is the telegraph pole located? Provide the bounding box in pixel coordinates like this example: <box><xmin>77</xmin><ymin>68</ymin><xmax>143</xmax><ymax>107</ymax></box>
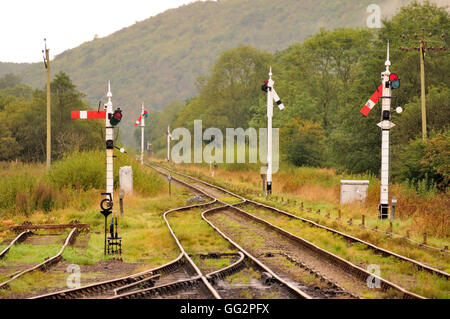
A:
<box><xmin>419</xmin><ymin>38</ymin><xmax>427</xmax><ymax>140</ymax></box>
<box><xmin>43</xmin><ymin>39</ymin><xmax>51</xmax><ymax>169</ymax></box>
<box><xmin>400</xmin><ymin>29</ymin><xmax>447</xmax><ymax>140</ymax></box>
<box><xmin>140</xmin><ymin>103</ymin><xmax>145</xmax><ymax>165</ymax></box>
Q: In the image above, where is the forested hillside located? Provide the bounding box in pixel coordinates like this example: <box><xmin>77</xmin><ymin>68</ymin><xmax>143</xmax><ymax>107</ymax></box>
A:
<box><xmin>0</xmin><ymin>62</ymin><xmax>30</xmax><ymax>78</ymax></box>
<box><xmin>1</xmin><ymin>0</ymin><xmax>409</xmax><ymax>141</ymax></box>
<box><xmin>147</xmin><ymin>1</ymin><xmax>449</xmax><ymax>192</ymax></box>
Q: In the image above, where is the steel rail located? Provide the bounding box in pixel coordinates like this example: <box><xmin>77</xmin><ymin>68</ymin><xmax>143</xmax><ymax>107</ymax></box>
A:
<box><xmin>201</xmin><ymin>205</ymin><xmax>313</xmax><ymax>299</ymax></box>
<box><xmin>31</xmin><ymin>171</ymin><xmax>220</xmax><ymax>299</ymax></box>
<box><xmin>149</xmin><ymin>163</ymin><xmax>314</xmax><ymax>299</ymax></box>
<box><xmin>150</xmin><ymin>161</ymin><xmax>449</xmax><ymax>280</ymax></box>
<box><xmin>0</xmin><ymin>228</ymin><xmax>79</xmax><ymax>290</ymax></box>
<box><xmin>207</xmin><ymin>205</ymin><xmax>425</xmax><ymax>299</ymax></box>
<box><xmin>111</xmin><ymin>251</ymin><xmax>246</xmax><ymax>299</ymax></box>
<box><xmin>151</xmin><ymin>164</ymin><xmax>313</xmax><ymax>299</ymax></box>
<box><xmin>30</xmin><ymin>252</ymin><xmax>186</xmax><ymax>299</ymax></box>
<box><xmin>163</xmin><ymin>202</ymin><xmax>223</xmax><ymax>299</ymax></box>
<box><xmin>0</xmin><ymin>230</ymin><xmax>32</xmax><ymax>259</ymax></box>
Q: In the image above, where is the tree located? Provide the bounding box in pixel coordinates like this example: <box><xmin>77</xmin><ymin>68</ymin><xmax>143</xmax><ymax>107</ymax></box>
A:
<box><xmin>281</xmin><ymin>118</ymin><xmax>325</xmax><ymax>167</ymax></box>
<box><xmin>0</xmin><ymin>73</ymin><xmax>21</xmax><ymax>90</ymax></box>
<box><xmin>176</xmin><ymin>46</ymin><xmax>273</xmax><ymax>131</ymax></box>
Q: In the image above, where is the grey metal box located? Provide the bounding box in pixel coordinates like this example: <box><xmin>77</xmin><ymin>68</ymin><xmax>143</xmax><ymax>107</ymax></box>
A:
<box><xmin>340</xmin><ymin>180</ymin><xmax>369</xmax><ymax>204</ymax></box>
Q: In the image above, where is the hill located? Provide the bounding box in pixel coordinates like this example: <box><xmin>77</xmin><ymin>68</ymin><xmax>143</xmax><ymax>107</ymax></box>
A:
<box><xmin>0</xmin><ymin>62</ymin><xmax>31</xmax><ymax>78</ymax></box>
<box><xmin>8</xmin><ymin>1</ymin><xmax>411</xmax><ymax>105</ymax></box>
<box><xmin>1</xmin><ymin>0</ymin><xmax>412</xmax><ymax>142</ymax></box>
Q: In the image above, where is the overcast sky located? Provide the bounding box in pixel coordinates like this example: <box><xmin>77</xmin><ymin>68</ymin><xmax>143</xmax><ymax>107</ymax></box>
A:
<box><xmin>0</xmin><ymin>0</ymin><xmax>197</xmax><ymax>63</ymax></box>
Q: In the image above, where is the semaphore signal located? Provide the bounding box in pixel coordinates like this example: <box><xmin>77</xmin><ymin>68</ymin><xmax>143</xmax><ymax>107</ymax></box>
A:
<box><xmin>262</xmin><ymin>67</ymin><xmax>285</xmax><ymax>195</ymax></box>
<box><xmin>361</xmin><ymin>42</ymin><xmax>401</xmax><ymax>219</ymax></box>
<box><xmin>71</xmin><ymin>81</ymin><xmax>124</xmax><ymax>255</ymax></box>
<box><xmin>134</xmin><ymin>103</ymin><xmax>149</xmax><ymax>164</ymax></box>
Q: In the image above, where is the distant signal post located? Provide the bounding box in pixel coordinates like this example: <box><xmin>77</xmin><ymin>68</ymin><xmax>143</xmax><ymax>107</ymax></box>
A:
<box><xmin>167</xmin><ymin>125</ymin><xmax>173</xmax><ymax>162</ymax></box>
<box><xmin>262</xmin><ymin>67</ymin><xmax>284</xmax><ymax>195</ymax></box>
<box><xmin>134</xmin><ymin>104</ymin><xmax>148</xmax><ymax>165</ymax></box>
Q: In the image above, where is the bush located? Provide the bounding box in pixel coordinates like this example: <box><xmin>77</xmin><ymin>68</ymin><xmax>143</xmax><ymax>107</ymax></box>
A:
<box><xmin>46</xmin><ymin>151</ymin><xmax>104</xmax><ymax>190</ymax></box>
<box><xmin>46</xmin><ymin>150</ymin><xmax>163</xmax><ymax>196</ymax></box>
<box><xmin>393</xmin><ymin>131</ymin><xmax>449</xmax><ymax>194</ymax></box>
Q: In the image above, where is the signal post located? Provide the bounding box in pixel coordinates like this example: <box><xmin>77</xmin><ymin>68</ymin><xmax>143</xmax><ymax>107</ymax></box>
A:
<box><xmin>71</xmin><ymin>81</ymin><xmax>123</xmax><ymax>254</ymax></box>
<box><xmin>360</xmin><ymin>43</ymin><xmax>401</xmax><ymax>219</ymax></box>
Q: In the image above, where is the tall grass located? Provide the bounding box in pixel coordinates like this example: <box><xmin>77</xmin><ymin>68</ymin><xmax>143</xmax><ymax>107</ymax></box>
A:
<box><xmin>172</xmin><ymin>160</ymin><xmax>449</xmax><ymax>239</ymax></box>
<box><xmin>0</xmin><ymin>151</ymin><xmax>164</xmax><ymax>218</ymax></box>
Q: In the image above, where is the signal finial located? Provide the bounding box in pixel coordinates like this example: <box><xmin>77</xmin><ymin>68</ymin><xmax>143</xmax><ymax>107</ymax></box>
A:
<box><xmin>385</xmin><ymin>41</ymin><xmax>391</xmax><ymax>71</ymax></box>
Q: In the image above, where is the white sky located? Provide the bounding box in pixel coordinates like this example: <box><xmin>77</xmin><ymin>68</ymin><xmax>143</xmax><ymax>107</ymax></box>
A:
<box><xmin>0</xmin><ymin>0</ymin><xmax>197</xmax><ymax>63</ymax></box>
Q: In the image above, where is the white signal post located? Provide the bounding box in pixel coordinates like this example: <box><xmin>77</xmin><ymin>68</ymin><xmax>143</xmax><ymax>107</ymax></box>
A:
<box><xmin>377</xmin><ymin>43</ymin><xmax>395</xmax><ymax>219</ymax></box>
<box><xmin>265</xmin><ymin>67</ymin><xmax>284</xmax><ymax>194</ymax></box>
<box><xmin>105</xmin><ymin>81</ymin><xmax>114</xmax><ymax>207</ymax></box>
<box><xmin>167</xmin><ymin>125</ymin><xmax>172</xmax><ymax>162</ymax></box>
<box><xmin>140</xmin><ymin>103</ymin><xmax>145</xmax><ymax>165</ymax></box>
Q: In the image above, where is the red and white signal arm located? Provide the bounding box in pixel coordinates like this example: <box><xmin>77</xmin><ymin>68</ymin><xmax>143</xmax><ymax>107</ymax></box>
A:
<box><xmin>360</xmin><ymin>84</ymin><xmax>382</xmax><ymax>116</ymax></box>
<box><xmin>71</xmin><ymin>110</ymin><xmax>106</xmax><ymax>119</ymax></box>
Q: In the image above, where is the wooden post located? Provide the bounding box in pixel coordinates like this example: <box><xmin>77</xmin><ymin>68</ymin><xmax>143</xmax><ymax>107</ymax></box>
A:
<box><xmin>423</xmin><ymin>232</ymin><xmax>427</xmax><ymax>245</ymax></box>
<box><xmin>361</xmin><ymin>215</ymin><xmax>365</xmax><ymax>226</ymax></box>
<box><xmin>338</xmin><ymin>209</ymin><xmax>341</xmax><ymax>220</ymax></box>
<box><xmin>45</xmin><ymin>41</ymin><xmax>51</xmax><ymax>170</ymax></box>
<box><xmin>420</xmin><ymin>40</ymin><xmax>427</xmax><ymax>140</ymax></box>
<box><xmin>389</xmin><ymin>221</ymin><xmax>393</xmax><ymax>233</ymax></box>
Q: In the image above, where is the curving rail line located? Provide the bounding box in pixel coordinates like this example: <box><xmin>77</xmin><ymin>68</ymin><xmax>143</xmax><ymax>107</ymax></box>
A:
<box><xmin>147</xmin><ymin>161</ymin><xmax>448</xmax><ymax>299</ymax></box>
<box><xmin>150</xmin><ymin>161</ymin><xmax>449</xmax><ymax>280</ymax></box>
<box><xmin>0</xmin><ymin>228</ymin><xmax>79</xmax><ymax>290</ymax></box>
<box><xmin>0</xmin><ymin>230</ymin><xmax>32</xmax><ymax>259</ymax></box>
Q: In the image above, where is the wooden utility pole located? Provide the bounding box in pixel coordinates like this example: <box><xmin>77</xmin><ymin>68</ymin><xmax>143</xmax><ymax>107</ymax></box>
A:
<box><xmin>400</xmin><ymin>29</ymin><xmax>447</xmax><ymax>140</ymax></box>
<box><xmin>419</xmin><ymin>39</ymin><xmax>427</xmax><ymax>140</ymax></box>
<box><xmin>43</xmin><ymin>39</ymin><xmax>51</xmax><ymax>169</ymax></box>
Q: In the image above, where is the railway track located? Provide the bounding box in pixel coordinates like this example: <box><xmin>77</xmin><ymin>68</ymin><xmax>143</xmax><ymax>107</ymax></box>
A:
<box><xmin>30</xmin><ymin>196</ymin><xmax>218</xmax><ymax>299</ymax></box>
<box><xmin>0</xmin><ymin>228</ymin><xmax>79</xmax><ymax>290</ymax></box>
<box><xmin>33</xmin><ymin>171</ymin><xmax>309</xmax><ymax>299</ymax></box>
<box><xmin>0</xmin><ymin>230</ymin><xmax>32</xmax><ymax>259</ymax></box>
<box><xmin>147</xmin><ymin>161</ymin><xmax>449</xmax><ymax>298</ymax></box>
<box><xmin>151</xmin><ymin>162</ymin><xmax>449</xmax><ymax>279</ymax></box>
<box><xmin>146</xmin><ymin>166</ymin><xmax>312</xmax><ymax>299</ymax></box>
<box><xmin>149</xmin><ymin>164</ymin><xmax>361</xmax><ymax>298</ymax></box>
<box><xmin>24</xmin><ymin>160</ymin><xmax>443</xmax><ymax>299</ymax></box>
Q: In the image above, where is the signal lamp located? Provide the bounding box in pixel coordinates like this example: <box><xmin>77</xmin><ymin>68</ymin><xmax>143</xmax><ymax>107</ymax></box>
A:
<box><xmin>110</xmin><ymin>108</ymin><xmax>122</xmax><ymax>126</ymax></box>
<box><xmin>389</xmin><ymin>73</ymin><xmax>400</xmax><ymax>89</ymax></box>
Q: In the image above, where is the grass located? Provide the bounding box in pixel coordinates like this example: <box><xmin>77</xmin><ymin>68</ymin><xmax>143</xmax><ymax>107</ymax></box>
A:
<box><xmin>168</xmin><ymin>161</ymin><xmax>449</xmax><ymax>239</ymax></box>
<box><xmin>165</xmin><ymin>161</ymin><xmax>449</xmax><ymax>264</ymax></box>
<box><xmin>0</xmin><ymin>182</ymin><xmax>192</xmax><ymax>296</ymax></box>
<box><xmin>238</xmin><ymin>206</ymin><xmax>450</xmax><ymax>298</ymax></box>
<box><xmin>225</xmin><ymin>265</ymin><xmax>260</xmax><ymax>285</ymax></box>
<box><xmin>168</xmin><ymin>207</ymin><xmax>236</xmax><ymax>255</ymax></box>
<box><xmin>218</xmin><ymin>196</ymin><xmax>243</xmax><ymax>205</ymax></box>
<box><xmin>0</xmin><ymin>151</ymin><xmax>163</xmax><ymax>221</ymax></box>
